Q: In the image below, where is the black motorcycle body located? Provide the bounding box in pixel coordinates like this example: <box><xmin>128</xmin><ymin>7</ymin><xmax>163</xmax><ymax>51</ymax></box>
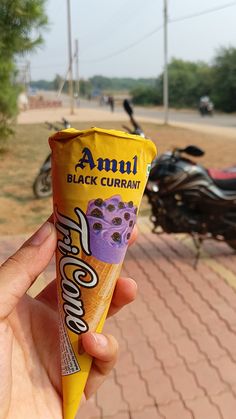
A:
<box><xmin>122</xmin><ymin>99</ymin><xmax>236</xmax><ymax>250</ymax></box>
<box><xmin>146</xmin><ymin>147</ymin><xmax>236</xmax><ymax>250</ymax></box>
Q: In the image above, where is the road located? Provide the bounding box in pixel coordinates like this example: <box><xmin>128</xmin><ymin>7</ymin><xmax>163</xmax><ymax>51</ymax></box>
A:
<box><xmin>80</xmin><ymin>98</ymin><xmax>236</xmax><ymax>129</ymax></box>
<box><xmin>132</xmin><ymin>106</ymin><xmax>236</xmax><ymax>129</ymax></box>
<box><xmin>35</xmin><ymin>91</ymin><xmax>236</xmax><ymax>130</ymax></box>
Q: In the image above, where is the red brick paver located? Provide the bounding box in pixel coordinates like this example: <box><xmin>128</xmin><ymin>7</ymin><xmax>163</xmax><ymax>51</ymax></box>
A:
<box><xmin>1</xmin><ymin>216</ymin><xmax>236</xmax><ymax>418</ymax></box>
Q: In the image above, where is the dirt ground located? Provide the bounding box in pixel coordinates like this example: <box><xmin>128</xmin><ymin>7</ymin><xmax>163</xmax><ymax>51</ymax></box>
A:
<box><xmin>1</xmin><ymin>119</ymin><xmax>236</xmax><ymax>235</ymax></box>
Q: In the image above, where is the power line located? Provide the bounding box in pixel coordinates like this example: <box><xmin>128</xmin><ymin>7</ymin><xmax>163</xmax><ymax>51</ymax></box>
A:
<box><xmin>28</xmin><ymin>1</ymin><xmax>236</xmax><ymax>75</ymax></box>
<box><xmin>79</xmin><ymin>0</ymin><xmax>154</xmax><ymax>57</ymax></box>
<box><xmin>31</xmin><ymin>63</ymin><xmax>66</xmax><ymax>69</ymax></box>
<box><xmin>169</xmin><ymin>1</ymin><xmax>236</xmax><ymax>23</ymax></box>
<box><xmin>80</xmin><ymin>1</ymin><xmax>236</xmax><ymax>64</ymax></box>
<box><xmin>81</xmin><ymin>24</ymin><xmax>163</xmax><ymax>63</ymax></box>
<box><xmin>79</xmin><ymin>0</ymin><xmax>131</xmax><ymax>44</ymax></box>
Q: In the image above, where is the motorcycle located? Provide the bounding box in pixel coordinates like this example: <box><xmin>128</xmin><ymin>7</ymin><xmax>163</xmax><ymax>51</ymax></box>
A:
<box><xmin>199</xmin><ymin>96</ymin><xmax>214</xmax><ymax>116</ymax></box>
<box><xmin>33</xmin><ymin>118</ymin><xmax>70</xmax><ymax>198</ymax></box>
<box><xmin>123</xmin><ymin>99</ymin><xmax>236</xmax><ymax>252</ymax></box>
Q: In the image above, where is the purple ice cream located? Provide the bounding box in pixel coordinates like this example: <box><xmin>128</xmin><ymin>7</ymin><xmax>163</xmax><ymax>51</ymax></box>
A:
<box><xmin>86</xmin><ymin>194</ymin><xmax>137</xmax><ymax>264</ymax></box>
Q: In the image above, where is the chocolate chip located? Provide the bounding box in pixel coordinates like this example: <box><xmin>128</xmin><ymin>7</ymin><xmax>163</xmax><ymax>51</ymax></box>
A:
<box><xmin>112</xmin><ymin>217</ymin><xmax>122</xmax><ymax>226</ymax></box>
<box><xmin>93</xmin><ymin>222</ymin><xmax>102</xmax><ymax>231</ymax></box>
<box><xmin>134</xmin><ymin>207</ymin><xmax>138</xmax><ymax>214</ymax></box>
<box><xmin>107</xmin><ymin>204</ymin><xmax>115</xmax><ymax>212</ymax></box>
<box><xmin>94</xmin><ymin>198</ymin><xmax>104</xmax><ymax>207</ymax></box>
<box><xmin>128</xmin><ymin>201</ymin><xmax>133</xmax><ymax>208</ymax></box>
<box><xmin>129</xmin><ymin>220</ymin><xmax>133</xmax><ymax>227</ymax></box>
<box><xmin>111</xmin><ymin>232</ymin><xmax>121</xmax><ymax>243</ymax></box>
<box><xmin>124</xmin><ymin>212</ymin><xmax>130</xmax><ymax>221</ymax></box>
<box><xmin>127</xmin><ymin>233</ymin><xmax>131</xmax><ymax>240</ymax></box>
<box><xmin>118</xmin><ymin>202</ymin><xmax>125</xmax><ymax>209</ymax></box>
<box><xmin>90</xmin><ymin>208</ymin><xmax>103</xmax><ymax>218</ymax></box>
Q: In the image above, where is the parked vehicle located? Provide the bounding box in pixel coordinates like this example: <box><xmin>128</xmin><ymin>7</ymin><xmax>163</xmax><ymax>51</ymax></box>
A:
<box><xmin>199</xmin><ymin>96</ymin><xmax>214</xmax><ymax>116</ymax></box>
<box><xmin>123</xmin><ymin>99</ymin><xmax>236</xmax><ymax>252</ymax></box>
<box><xmin>33</xmin><ymin>118</ymin><xmax>70</xmax><ymax>198</ymax></box>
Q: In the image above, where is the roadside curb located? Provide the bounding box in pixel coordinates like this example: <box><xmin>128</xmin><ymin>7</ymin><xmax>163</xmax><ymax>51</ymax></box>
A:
<box><xmin>17</xmin><ymin>106</ymin><xmax>236</xmax><ymax>139</ymax></box>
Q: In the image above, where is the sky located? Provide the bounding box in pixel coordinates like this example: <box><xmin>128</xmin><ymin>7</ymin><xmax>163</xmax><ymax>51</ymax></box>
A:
<box><xmin>26</xmin><ymin>0</ymin><xmax>236</xmax><ymax>81</ymax></box>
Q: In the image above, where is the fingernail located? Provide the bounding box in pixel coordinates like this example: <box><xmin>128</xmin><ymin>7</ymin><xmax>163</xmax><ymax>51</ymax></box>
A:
<box><xmin>92</xmin><ymin>332</ymin><xmax>108</xmax><ymax>348</ymax></box>
<box><xmin>29</xmin><ymin>221</ymin><xmax>53</xmax><ymax>246</ymax></box>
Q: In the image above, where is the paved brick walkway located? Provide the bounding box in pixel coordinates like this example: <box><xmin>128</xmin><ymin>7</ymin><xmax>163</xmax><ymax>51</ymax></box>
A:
<box><xmin>1</xmin><ymin>217</ymin><xmax>236</xmax><ymax>419</ymax></box>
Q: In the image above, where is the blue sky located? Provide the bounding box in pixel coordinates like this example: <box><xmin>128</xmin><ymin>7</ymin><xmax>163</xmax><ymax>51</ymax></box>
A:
<box><xmin>27</xmin><ymin>0</ymin><xmax>236</xmax><ymax>80</ymax></box>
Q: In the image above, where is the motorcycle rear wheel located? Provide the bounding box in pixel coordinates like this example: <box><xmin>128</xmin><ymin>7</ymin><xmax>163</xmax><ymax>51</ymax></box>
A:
<box><xmin>33</xmin><ymin>170</ymin><xmax>52</xmax><ymax>199</ymax></box>
<box><xmin>226</xmin><ymin>240</ymin><xmax>236</xmax><ymax>251</ymax></box>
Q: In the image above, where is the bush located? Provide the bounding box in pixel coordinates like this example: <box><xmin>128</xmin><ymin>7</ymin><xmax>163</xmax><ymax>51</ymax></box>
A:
<box><xmin>131</xmin><ymin>86</ymin><xmax>162</xmax><ymax>106</ymax></box>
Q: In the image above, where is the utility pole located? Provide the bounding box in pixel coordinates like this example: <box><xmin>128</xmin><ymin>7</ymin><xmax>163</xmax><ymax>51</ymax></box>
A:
<box><xmin>75</xmin><ymin>39</ymin><xmax>79</xmax><ymax>104</ymax></box>
<box><xmin>163</xmin><ymin>0</ymin><xmax>169</xmax><ymax>124</ymax></box>
<box><xmin>66</xmin><ymin>0</ymin><xmax>74</xmax><ymax>114</ymax></box>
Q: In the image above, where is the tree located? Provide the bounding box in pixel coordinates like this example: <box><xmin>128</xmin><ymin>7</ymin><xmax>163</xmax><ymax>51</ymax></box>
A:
<box><xmin>0</xmin><ymin>0</ymin><xmax>48</xmax><ymax>140</ymax></box>
<box><xmin>131</xmin><ymin>58</ymin><xmax>214</xmax><ymax>108</ymax></box>
<box><xmin>131</xmin><ymin>85</ymin><xmax>162</xmax><ymax>106</ymax></box>
<box><xmin>158</xmin><ymin>59</ymin><xmax>213</xmax><ymax>108</ymax></box>
<box><xmin>212</xmin><ymin>47</ymin><xmax>236</xmax><ymax>113</ymax></box>
<box><xmin>79</xmin><ymin>79</ymin><xmax>92</xmax><ymax>98</ymax></box>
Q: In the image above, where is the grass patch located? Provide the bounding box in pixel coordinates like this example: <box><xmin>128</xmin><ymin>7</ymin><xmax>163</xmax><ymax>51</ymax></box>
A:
<box><xmin>0</xmin><ymin>120</ymin><xmax>235</xmax><ymax>235</ymax></box>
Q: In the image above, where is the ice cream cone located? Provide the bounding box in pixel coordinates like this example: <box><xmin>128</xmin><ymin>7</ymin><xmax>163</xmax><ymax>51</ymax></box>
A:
<box><xmin>76</xmin><ymin>254</ymin><xmax>120</xmax><ymax>354</ymax></box>
<box><xmin>80</xmin><ymin>255</ymin><xmax>120</xmax><ymax>328</ymax></box>
<box><xmin>49</xmin><ymin>127</ymin><xmax>157</xmax><ymax>419</ymax></box>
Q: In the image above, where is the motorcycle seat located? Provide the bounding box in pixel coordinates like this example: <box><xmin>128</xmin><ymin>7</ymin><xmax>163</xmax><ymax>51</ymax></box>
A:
<box><xmin>208</xmin><ymin>168</ymin><xmax>236</xmax><ymax>191</ymax></box>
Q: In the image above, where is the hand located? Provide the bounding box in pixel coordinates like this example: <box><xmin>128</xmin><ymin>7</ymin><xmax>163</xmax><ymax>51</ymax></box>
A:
<box><xmin>0</xmin><ymin>221</ymin><xmax>137</xmax><ymax>419</ymax></box>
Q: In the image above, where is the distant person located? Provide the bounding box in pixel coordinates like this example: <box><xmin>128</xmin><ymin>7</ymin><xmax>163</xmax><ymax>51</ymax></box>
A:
<box><xmin>18</xmin><ymin>91</ymin><xmax>29</xmax><ymax>111</ymax></box>
<box><xmin>108</xmin><ymin>95</ymin><xmax>114</xmax><ymax>112</ymax></box>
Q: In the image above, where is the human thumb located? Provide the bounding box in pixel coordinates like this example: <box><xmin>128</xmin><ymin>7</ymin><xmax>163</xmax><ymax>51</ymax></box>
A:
<box><xmin>0</xmin><ymin>221</ymin><xmax>57</xmax><ymax>319</ymax></box>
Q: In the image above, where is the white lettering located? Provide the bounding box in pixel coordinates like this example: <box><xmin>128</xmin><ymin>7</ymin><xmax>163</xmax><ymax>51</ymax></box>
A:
<box><xmin>55</xmin><ymin>207</ymin><xmax>98</xmax><ymax>335</ymax></box>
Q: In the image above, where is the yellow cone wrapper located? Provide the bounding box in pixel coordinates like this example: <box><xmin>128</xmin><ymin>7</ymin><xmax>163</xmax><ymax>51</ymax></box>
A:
<box><xmin>49</xmin><ymin>127</ymin><xmax>157</xmax><ymax>419</ymax></box>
